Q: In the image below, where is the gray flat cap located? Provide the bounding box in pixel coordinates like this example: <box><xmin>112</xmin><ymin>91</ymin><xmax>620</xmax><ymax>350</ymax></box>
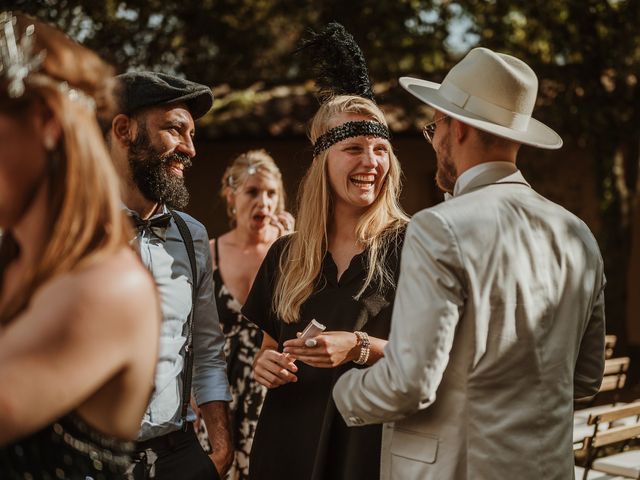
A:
<box><xmin>116</xmin><ymin>71</ymin><xmax>214</xmax><ymax>120</ymax></box>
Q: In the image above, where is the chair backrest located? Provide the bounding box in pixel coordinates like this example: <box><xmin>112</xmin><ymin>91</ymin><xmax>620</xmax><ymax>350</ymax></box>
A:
<box><xmin>599</xmin><ymin>357</ymin><xmax>630</xmax><ymax>393</ymax></box>
<box><xmin>586</xmin><ymin>402</ymin><xmax>640</xmax><ymax>448</ymax></box>
<box><xmin>604</xmin><ymin>335</ymin><xmax>617</xmax><ymax>359</ymax></box>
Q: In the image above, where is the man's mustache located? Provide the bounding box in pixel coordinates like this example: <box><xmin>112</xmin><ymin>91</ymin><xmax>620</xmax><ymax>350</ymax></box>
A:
<box><xmin>161</xmin><ymin>152</ymin><xmax>192</xmax><ymax>171</ymax></box>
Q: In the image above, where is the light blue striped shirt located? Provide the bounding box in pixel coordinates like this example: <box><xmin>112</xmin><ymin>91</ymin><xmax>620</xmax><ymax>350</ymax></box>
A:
<box><xmin>127</xmin><ymin>206</ymin><xmax>231</xmax><ymax>441</ymax></box>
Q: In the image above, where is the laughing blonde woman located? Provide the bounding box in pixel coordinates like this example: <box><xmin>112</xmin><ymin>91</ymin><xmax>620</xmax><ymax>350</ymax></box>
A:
<box><xmin>243</xmin><ymin>95</ymin><xmax>409</xmax><ymax>480</ymax></box>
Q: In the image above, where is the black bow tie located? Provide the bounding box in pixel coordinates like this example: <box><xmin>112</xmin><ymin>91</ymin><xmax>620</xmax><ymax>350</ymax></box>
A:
<box><xmin>129</xmin><ymin>212</ymin><xmax>172</xmax><ymax>241</ymax></box>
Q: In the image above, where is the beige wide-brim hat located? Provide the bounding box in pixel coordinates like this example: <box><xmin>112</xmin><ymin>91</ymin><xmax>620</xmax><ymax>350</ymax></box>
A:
<box><xmin>400</xmin><ymin>47</ymin><xmax>562</xmax><ymax>149</ymax></box>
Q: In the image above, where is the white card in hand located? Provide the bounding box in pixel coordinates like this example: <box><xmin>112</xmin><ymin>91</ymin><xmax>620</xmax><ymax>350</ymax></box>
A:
<box><xmin>300</xmin><ymin>319</ymin><xmax>326</xmax><ymax>338</ymax></box>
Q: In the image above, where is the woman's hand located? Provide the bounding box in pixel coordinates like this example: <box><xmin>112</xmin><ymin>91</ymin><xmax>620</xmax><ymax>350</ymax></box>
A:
<box><xmin>253</xmin><ymin>348</ymin><xmax>298</xmax><ymax>389</ymax></box>
<box><xmin>270</xmin><ymin>211</ymin><xmax>295</xmax><ymax>236</ymax></box>
<box><xmin>282</xmin><ymin>331</ymin><xmax>360</xmax><ymax>368</ymax></box>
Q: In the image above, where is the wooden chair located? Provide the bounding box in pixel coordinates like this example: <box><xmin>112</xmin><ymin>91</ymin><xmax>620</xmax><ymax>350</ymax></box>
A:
<box><xmin>577</xmin><ymin>402</ymin><xmax>640</xmax><ymax>480</ymax></box>
<box><xmin>574</xmin><ymin>357</ymin><xmax>631</xmax><ymax>448</ymax></box>
<box><xmin>604</xmin><ymin>335</ymin><xmax>618</xmax><ymax>359</ymax></box>
<box><xmin>605</xmin><ymin>335</ymin><xmax>618</xmax><ymax>360</ymax></box>
<box><xmin>600</xmin><ymin>357</ymin><xmax>631</xmax><ymax>403</ymax></box>
<box><xmin>574</xmin><ymin>466</ymin><xmax>634</xmax><ymax>479</ymax></box>
<box><xmin>575</xmin><ymin>357</ymin><xmax>630</xmax><ymax>412</ymax></box>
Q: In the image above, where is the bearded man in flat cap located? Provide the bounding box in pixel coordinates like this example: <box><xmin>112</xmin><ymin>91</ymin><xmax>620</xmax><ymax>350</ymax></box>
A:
<box><xmin>108</xmin><ymin>72</ymin><xmax>232</xmax><ymax>480</ymax></box>
<box><xmin>333</xmin><ymin>48</ymin><xmax>605</xmax><ymax>480</ymax></box>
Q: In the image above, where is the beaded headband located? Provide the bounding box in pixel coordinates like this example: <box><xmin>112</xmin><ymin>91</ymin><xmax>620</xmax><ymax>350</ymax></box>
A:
<box><xmin>0</xmin><ymin>12</ymin><xmax>95</xmax><ymax>110</ymax></box>
<box><xmin>312</xmin><ymin>120</ymin><xmax>390</xmax><ymax>157</ymax></box>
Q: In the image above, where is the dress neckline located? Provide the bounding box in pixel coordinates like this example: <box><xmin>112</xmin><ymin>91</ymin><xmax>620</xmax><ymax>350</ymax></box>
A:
<box><xmin>213</xmin><ymin>238</ymin><xmax>244</xmax><ymax>308</ymax></box>
<box><xmin>323</xmin><ymin>250</ymin><xmax>367</xmax><ymax>287</ymax></box>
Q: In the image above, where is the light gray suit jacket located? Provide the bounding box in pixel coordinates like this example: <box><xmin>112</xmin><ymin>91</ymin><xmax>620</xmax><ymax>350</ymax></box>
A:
<box><xmin>332</xmin><ymin>167</ymin><xmax>606</xmax><ymax>480</ymax></box>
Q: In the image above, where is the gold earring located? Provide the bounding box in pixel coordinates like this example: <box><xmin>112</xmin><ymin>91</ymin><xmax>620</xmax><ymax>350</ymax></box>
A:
<box><xmin>43</xmin><ymin>135</ymin><xmax>56</xmax><ymax>151</ymax></box>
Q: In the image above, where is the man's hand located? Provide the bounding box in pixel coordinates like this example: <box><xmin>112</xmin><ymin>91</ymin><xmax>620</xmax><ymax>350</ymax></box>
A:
<box><xmin>199</xmin><ymin>401</ymin><xmax>233</xmax><ymax>477</ymax></box>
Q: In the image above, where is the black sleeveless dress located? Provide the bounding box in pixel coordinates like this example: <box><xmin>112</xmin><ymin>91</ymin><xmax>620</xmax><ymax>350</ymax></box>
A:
<box><xmin>242</xmin><ymin>228</ymin><xmax>406</xmax><ymax>480</ymax></box>
<box><xmin>196</xmin><ymin>240</ymin><xmax>266</xmax><ymax>480</ymax></box>
<box><xmin>0</xmin><ymin>412</ymin><xmax>134</xmax><ymax>480</ymax></box>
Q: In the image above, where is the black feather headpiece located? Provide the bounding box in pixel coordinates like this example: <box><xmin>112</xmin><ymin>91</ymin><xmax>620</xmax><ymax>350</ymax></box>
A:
<box><xmin>297</xmin><ymin>22</ymin><xmax>375</xmax><ymax>103</ymax></box>
<box><xmin>297</xmin><ymin>22</ymin><xmax>389</xmax><ymax>157</ymax></box>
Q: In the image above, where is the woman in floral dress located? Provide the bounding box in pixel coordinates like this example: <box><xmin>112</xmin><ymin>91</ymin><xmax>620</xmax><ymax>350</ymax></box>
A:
<box><xmin>197</xmin><ymin>150</ymin><xmax>292</xmax><ymax>480</ymax></box>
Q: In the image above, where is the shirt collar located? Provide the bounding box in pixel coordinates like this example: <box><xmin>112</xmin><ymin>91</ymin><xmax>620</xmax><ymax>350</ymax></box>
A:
<box><xmin>122</xmin><ymin>203</ymin><xmax>168</xmax><ymax>219</ymax></box>
<box><xmin>453</xmin><ymin>161</ymin><xmax>518</xmax><ymax>197</ymax></box>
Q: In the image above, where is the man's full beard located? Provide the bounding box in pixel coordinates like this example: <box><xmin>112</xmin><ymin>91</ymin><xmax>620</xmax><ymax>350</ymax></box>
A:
<box><xmin>128</xmin><ymin>124</ymin><xmax>192</xmax><ymax>210</ymax></box>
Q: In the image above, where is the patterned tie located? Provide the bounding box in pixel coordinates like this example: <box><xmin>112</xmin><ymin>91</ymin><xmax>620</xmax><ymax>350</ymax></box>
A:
<box><xmin>129</xmin><ymin>212</ymin><xmax>172</xmax><ymax>241</ymax></box>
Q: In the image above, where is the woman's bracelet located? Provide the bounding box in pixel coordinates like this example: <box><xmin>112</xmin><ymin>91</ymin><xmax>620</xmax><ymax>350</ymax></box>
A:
<box><xmin>353</xmin><ymin>331</ymin><xmax>370</xmax><ymax>365</ymax></box>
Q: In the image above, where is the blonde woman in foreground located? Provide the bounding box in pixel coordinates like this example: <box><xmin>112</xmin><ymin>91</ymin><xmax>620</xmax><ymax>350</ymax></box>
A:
<box><xmin>0</xmin><ymin>13</ymin><xmax>159</xmax><ymax>479</ymax></box>
<box><xmin>242</xmin><ymin>95</ymin><xmax>409</xmax><ymax>480</ymax></box>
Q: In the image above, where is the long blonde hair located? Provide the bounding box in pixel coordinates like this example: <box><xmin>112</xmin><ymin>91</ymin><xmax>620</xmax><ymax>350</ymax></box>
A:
<box><xmin>220</xmin><ymin>149</ymin><xmax>286</xmax><ymax>226</ymax></box>
<box><xmin>273</xmin><ymin>95</ymin><xmax>408</xmax><ymax>323</ymax></box>
<box><xmin>0</xmin><ymin>14</ymin><xmax>130</xmax><ymax>323</ymax></box>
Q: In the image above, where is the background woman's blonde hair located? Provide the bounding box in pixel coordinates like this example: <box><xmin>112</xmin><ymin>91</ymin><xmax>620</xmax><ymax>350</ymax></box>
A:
<box><xmin>220</xmin><ymin>149</ymin><xmax>285</xmax><ymax>226</ymax></box>
<box><xmin>273</xmin><ymin>95</ymin><xmax>409</xmax><ymax>323</ymax></box>
<box><xmin>0</xmin><ymin>14</ymin><xmax>130</xmax><ymax>323</ymax></box>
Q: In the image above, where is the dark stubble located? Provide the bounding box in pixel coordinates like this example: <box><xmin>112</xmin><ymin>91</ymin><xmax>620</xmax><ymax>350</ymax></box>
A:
<box><xmin>128</xmin><ymin>122</ymin><xmax>192</xmax><ymax>210</ymax></box>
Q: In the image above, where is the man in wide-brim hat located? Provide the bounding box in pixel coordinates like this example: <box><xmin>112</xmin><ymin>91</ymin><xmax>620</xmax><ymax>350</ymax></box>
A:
<box><xmin>333</xmin><ymin>47</ymin><xmax>605</xmax><ymax>480</ymax></box>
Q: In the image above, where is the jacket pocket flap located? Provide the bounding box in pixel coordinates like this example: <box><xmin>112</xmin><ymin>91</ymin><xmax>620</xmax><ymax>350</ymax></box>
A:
<box><xmin>390</xmin><ymin>428</ymin><xmax>438</xmax><ymax>464</ymax></box>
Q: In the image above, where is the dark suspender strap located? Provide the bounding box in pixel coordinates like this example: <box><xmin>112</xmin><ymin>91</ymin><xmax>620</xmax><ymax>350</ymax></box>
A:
<box><xmin>169</xmin><ymin>209</ymin><xmax>198</xmax><ymax>431</ymax></box>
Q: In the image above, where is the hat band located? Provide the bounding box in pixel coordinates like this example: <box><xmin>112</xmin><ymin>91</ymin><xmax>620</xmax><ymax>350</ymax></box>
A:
<box><xmin>439</xmin><ymin>81</ymin><xmax>531</xmax><ymax>132</ymax></box>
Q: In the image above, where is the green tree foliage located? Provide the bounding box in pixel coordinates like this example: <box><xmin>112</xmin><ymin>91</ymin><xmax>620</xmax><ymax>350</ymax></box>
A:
<box><xmin>457</xmin><ymin>0</ymin><xmax>640</xmax><ymax>169</ymax></box>
<box><xmin>9</xmin><ymin>0</ymin><xmax>310</xmax><ymax>84</ymax></box>
<box><xmin>9</xmin><ymin>0</ymin><xmax>459</xmax><ymax>86</ymax></box>
<box><xmin>13</xmin><ymin>1</ymin><xmax>636</xmax><ymax>150</ymax></box>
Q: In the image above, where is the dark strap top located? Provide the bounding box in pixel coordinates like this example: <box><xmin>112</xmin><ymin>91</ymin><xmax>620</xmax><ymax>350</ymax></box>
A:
<box><xmin>0</xmin><ymin>412</ymin><xmax>134</xmax><ymax>480</ymax></box>
<box><xmin>212</xmin><ymin>239</ymin><xmax>257</xmax><ymax>338</ymax></box>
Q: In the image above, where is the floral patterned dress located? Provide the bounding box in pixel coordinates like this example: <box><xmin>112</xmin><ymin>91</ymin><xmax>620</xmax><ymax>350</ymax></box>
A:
<box><xmin>197</xmin><ymin>240</ymin><xmax>266</xmax><ymax>480</ymax></box>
